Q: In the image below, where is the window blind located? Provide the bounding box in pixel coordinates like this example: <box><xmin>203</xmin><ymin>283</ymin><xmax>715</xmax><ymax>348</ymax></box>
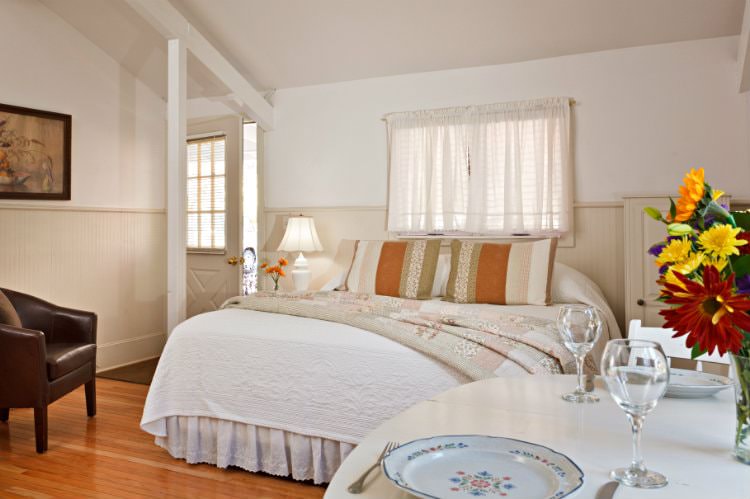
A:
<box><xmin>187</xmin><ymin>135</ymin><xmax>226</xmax><ymax>250</ymax></box>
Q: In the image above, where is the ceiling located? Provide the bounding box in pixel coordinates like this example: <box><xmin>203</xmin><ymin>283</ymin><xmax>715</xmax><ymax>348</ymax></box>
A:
<box><xmin>41</xmin><ymin>0</ymin><xmax>745</xmax><ymax>97</ymax></box>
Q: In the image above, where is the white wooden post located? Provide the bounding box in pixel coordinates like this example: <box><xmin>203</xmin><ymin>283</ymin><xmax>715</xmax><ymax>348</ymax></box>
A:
<box><xmin>167</xmin><ymin>38</ymin><xmax>187</xmax><ymax>334</ymax></box>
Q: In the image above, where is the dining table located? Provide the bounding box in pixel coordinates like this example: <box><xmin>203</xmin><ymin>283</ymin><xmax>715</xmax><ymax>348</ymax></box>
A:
<box><xmin>324</xmin><ymin>375</ymin><xmax>748</xmax><ymax>498</ymax></box>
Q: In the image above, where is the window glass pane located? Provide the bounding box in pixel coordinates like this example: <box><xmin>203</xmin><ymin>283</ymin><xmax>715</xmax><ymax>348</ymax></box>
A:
<box><xmin>199</xmin><ymin>213</ymin><xmax>212</xmax><ymax>248</ymax></box>
<box><xmin>187</xmin><ymin>144</ymin><xmax>199</xmax><ymax>178</ymax></box>
<box><xmin>187</xmin><ymin>214</ymin><xmax>198</xmax><ymax>248</ymax></box>
<box><xmin>200</xmin><ymin>177</ymin><xmax>212</xmax><ymax>211</ymax></box>
<box><xmin>199</xmin><ymin>143</ymin><xmax>212</xmax><ymax>177</ymax></box>
<box><xmin>187</xmin><ymin>178</ymin><xmax>199</xmax><ymax>211</ymax></box>
<box><xmin>213</xmin><ymin>213</ymin><xmax>225</xmax><ymax>249</ymax></box>
<box><xmin>214</xmin><ymin>176</ymin><xmax>225</xmax><ymax>211</ymax></box>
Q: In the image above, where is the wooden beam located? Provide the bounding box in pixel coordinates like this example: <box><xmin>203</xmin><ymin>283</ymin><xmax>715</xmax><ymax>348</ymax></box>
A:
<box><xmin>739</xmin><ymin>0</ymin><xmax>750</xmax><ymax>93</ymax></box>
<box><xmin>125</xmin><ymin>0</ymin><xmax>274</xmax><ymax>130</ymax></box>
<box><xmin>166</xmin><ymin>38</ymin><xmax>187</xmax><ymax>334</ymax></box>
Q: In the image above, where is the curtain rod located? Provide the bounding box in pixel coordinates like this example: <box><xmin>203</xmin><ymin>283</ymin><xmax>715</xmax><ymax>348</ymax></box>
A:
<box><xmin>380</xmin><ymin>98</ymin><xmax>577</xmax><ymax>122</ymax></box>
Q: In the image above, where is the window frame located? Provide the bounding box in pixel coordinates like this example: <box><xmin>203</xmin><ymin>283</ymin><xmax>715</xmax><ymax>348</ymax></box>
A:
<box><xmin>186</xmin><ymin>132</ymin><xmax>228</xmax><ymax>254</ymax></box>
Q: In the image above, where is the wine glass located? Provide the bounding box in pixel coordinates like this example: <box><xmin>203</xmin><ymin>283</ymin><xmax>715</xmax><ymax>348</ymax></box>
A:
<box><xmin>600</xmin><ymin>339</ymin><xmax>670</xmax><ymax>489</ymax></box>
<box><xmin>557</xmin><ymin>305</ymin><xmax>602</xmax><ymax>403</ymax></box>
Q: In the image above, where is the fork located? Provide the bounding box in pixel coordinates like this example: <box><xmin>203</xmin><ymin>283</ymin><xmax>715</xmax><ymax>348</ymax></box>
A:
<box><xmin>347</xmin><ymin>441</ymin><xmax>399</xmax><ymax>494</ymax></box>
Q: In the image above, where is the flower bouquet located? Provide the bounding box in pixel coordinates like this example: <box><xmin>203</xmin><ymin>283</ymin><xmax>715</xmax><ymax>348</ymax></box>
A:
<box><xmin>260</xmin><ymin>257</ymin><xmax>289</xmax><ymax>291</ymax></box>
<box><xmin>644</xmin><ymin>168</ymin><xmax>750</xmax><ymax>463</ymax></box>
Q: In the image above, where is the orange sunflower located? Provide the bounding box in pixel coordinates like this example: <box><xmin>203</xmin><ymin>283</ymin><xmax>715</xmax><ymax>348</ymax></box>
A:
<box><xmin>669</xmin><ymin>168</ymin><xmax>705</xmax><ymax>222</ymax></box>
<box><xmin>660</xmin><ymin>265</ymin><xmax>750</xmax><ymax>355</ymax></box>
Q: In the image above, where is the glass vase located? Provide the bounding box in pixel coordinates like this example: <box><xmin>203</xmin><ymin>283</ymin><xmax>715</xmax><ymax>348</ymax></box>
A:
<box><xmin>731</xmin><ymin>353</ymin><xmax>750</xmax><ymax>464</ymax></box>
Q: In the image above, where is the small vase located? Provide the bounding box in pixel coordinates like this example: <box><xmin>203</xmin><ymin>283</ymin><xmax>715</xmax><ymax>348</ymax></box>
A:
<box><xmin>273</xmin><ymin>280</ymin><xmax>280</xmax><ymax>292</ymax></box>
<box><xmin>731</xmin><ymin>353</ymin><xmax>750</xmax><ymax>464</ymax></box>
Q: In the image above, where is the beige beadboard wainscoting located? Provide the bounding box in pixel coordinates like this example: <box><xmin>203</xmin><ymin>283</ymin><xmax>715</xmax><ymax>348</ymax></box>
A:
<box><xmin>261</xmin><ymin>203</ymin><xmax>625</xmax><ymax>332</ymax></box>
<box><xmin>0</xmin><ymin>204</ymin><xmax>167</xmax><ymax>371</ymax></box>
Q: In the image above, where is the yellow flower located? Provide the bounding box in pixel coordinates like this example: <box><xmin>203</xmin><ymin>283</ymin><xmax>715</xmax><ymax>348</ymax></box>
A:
<box><xmin>704</xmin><ymin>254</ymin><xmax>728</xmax><ymax>272</ymax></box>
<box><xmin>713</xmin><ymin>189</ymin><xmax>725</xmax><ymax>201</ymax></box>
<box><xmin>698</xmin><ymin>224</ymin><xmax>747</xmax><ymax>259</ymax></box>
<box><xmin>655</xmin><ymin>237</ymin><xmax>693</xmax><ymax>267</ymax></box>
<box><xmin>663</xmin><ymin>252</ymin><xmax>703</xmax><ymax>289</ymax></box>
<box><xmin>670</xmin><ymin>168</ymin><xmax>705</xmax><ymax>222</ymax></box>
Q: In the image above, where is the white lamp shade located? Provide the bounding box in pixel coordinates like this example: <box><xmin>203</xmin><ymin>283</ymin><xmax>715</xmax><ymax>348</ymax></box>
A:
<box><xmin>277</xmin><ymin>216</ymin><xmax>323</xmax><ymax>252</ymax></box>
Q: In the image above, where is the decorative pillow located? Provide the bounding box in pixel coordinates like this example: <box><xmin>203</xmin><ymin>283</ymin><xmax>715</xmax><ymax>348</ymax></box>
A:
<box><xmin>445</xmin><ymin>238</ymin><xmax>558</xmax><ymax>305</ymax></box>
<box><xmin>346</xmin><ymin>240</ymin><xmax>441</xmax><ymax>299</ymax></box>
<box><xmin>0</xmin><ymin>289</ymin><xmax>22</xmax><ymax>328</ymax></box>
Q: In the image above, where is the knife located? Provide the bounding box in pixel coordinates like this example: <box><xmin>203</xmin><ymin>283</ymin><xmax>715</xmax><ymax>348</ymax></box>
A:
<box><xmin>595</xmin><ymin>481</ymin><xmax>619</xmax><ymax>499</ymax></box>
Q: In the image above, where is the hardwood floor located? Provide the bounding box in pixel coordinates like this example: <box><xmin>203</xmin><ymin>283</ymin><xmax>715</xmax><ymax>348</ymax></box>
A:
<box><xmin>0</xmin><ymin>379</ymin><xmax>326</xmax><ymax>499</ymax></box>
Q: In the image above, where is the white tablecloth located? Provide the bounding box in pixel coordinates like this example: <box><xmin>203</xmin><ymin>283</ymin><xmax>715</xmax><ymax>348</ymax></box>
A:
<box><xmin>326</xmin><ymin>376</ymin><xmax>748</xmax><ymax>498</ymax></box>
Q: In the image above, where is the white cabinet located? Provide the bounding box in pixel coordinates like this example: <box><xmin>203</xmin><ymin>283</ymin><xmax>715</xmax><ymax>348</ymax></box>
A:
<box><xmin>624</xmin><ymin>196</ymin><xmax>670</xmax><ymax>329</ymax></box>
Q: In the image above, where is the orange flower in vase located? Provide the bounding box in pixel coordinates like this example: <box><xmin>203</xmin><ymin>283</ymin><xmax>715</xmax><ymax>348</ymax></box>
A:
<box><xmin>260</xmin><ymin>258</ymin><xmax>289</xmax><ymax>291</ymax></box>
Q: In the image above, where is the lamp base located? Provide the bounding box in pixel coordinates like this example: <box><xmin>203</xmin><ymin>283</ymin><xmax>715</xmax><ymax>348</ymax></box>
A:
<box><xmin>291</xmin><ymin>252</ymin><xmax>311</xmax><ymax>291</ymax></box>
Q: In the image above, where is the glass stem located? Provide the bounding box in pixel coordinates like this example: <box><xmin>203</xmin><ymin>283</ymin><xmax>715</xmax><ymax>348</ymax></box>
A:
<box><xmin>575</xmin><ymin>355</ymin><xmax>585</xmax><ymax>393</ymax></box>
<box><xmin>627</xmin><ymin>414</ymin><xmax>646</xmax><ymax>474</ymax></box>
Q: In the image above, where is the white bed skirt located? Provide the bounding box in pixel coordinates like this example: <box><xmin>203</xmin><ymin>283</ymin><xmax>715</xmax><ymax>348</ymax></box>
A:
<box><xmin>154</xmin><ymin>416</ymin><xmax>355</xmax><ymax>484</ymax></box>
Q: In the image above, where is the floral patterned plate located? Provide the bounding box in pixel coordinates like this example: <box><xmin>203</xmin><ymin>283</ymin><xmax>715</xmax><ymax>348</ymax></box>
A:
<box><xmin>381</xmin><ymin>435</ymin><xmax>583</xmax><ymax>499</ymax></box>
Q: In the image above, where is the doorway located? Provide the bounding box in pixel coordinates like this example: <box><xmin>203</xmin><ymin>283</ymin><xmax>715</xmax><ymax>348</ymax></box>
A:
<box><xmin>241</xmin><ymin>121</ymin><xmax>259</xmax><ymax>295</ymax></box>
<box><xmin>185</xmin><ymin>116</ymin><xmax>242</xmax><ymax>317</ymax></box>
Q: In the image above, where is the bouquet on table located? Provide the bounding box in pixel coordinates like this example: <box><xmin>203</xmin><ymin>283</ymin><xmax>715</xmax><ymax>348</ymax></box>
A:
<box><xmin>644</xmin><ymin>168</ymin><xmax>750</xmax><ymax>463</ymax></box>
<box><xmin>260</xmin><ymin>257</ymin><xmax>288</xmax><ymax>291</ymax></box>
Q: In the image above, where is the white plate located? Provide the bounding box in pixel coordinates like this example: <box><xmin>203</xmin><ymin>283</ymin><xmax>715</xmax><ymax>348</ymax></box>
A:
<box><xmin>665</xmin><ymin>368</ymin><xmax>733</xmax><ymax>398</ymax></box>
<box><xmin>382</xmin><ymin>435</ymin><xmax>583</xmax><ymax>499</ymax></box>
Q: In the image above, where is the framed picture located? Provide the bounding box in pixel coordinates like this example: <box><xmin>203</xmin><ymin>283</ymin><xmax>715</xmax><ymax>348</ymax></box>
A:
<box><xmin>0</xmin><ymin>103</ymin><xmax>71</xmax><ymax>200</ymax></box>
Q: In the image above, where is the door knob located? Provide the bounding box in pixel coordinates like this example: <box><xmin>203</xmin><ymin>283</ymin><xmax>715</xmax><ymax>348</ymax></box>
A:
<box><xmin>227</xmin><ymin>256</ymin><xmax>245</xmax><ymax>266</ymax></box>
<box><xmin>637</xmin><ymin>299</ymin><xmax>645</xmax><ymax>306</ymax></box>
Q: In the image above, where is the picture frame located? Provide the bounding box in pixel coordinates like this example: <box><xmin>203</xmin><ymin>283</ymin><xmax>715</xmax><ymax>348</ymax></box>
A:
<box><xmin>0</xmin><ymin>103</ymin><xmax>71</xmax><ymax>200</ymax></box>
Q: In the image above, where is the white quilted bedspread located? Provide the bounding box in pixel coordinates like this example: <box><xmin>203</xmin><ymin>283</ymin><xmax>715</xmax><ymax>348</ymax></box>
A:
<box><xmin>141</xmin><ymin>307</ymin><xmax>472</xmax><ymax>444</ymax></box>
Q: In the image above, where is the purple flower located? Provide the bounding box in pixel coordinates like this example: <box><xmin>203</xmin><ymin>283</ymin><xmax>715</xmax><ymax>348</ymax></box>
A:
<box><xmin>648</xmin><ymin>242</ymin><xmax>666</xmax><ymax>257</ymax></box>
<box><xmin>737</xmin><ymin>274</ymin><xmax>750</xmax><ymax>295</ymax></box>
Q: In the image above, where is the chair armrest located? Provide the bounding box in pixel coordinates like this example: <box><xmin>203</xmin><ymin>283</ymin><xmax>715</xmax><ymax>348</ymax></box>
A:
<box><xmin>0</xmin><ymin>325</ymin><xmax>48</xmax><ymax>407</ymax></box>
<box><xmin>52</xmin><ymin>307</ymin><xmax>97</xmax><ymax>345</ymax></box>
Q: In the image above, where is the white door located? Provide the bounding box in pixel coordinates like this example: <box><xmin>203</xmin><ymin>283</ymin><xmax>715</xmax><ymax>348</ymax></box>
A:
<box><xmin>624</xmin><ymin>196</ymin><xmax>671</xmax><ymax>328</ymax></box>
<box><xmin>186</xmin><ymin>116</ymin><xmax>243</xmax><ymax>317</ymax></box>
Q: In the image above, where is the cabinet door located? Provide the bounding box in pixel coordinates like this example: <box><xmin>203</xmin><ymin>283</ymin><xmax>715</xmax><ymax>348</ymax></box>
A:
<box><xmin>624</xmin><ymin>197</ymin><xmax>671</xmax><ymax>329</ymax></box>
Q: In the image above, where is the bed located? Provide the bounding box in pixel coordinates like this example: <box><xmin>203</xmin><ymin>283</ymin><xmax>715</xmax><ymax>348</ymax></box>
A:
<box><xmin>140</xmin><ymin>261</ymin><xmax>620</xmax><ymax>484</ymax></box>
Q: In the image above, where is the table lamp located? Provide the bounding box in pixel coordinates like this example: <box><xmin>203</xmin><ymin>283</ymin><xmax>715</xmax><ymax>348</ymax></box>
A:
<box><xmin>277</xmin><ymin>215</ymin><xmax>324</xmax><ymax>291</ymax></box>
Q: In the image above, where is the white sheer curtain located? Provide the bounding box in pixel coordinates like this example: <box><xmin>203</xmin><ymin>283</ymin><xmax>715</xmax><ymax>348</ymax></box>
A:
<box><xmin>386</xmin><ymin>97</ymin><xmax>571</xmax><ymax>235</ymax></box>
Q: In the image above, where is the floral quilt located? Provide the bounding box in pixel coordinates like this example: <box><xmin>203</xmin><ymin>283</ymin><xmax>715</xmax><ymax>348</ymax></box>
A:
<box><xmin>222</xmin><ymin>291</ymin><xmax>589</xmax><ymax>380</ymax></box>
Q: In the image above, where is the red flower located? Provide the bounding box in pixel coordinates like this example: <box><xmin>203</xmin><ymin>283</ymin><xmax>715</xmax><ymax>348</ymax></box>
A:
<box><xmin>660</xmin><ymin>265</ymin><xmax>750</xmax><ymax>355</ymax></box>
<box><xmin>738</xmin><ymin>232</ymin><xmax>750</xmax><ymax>255</ymax></box>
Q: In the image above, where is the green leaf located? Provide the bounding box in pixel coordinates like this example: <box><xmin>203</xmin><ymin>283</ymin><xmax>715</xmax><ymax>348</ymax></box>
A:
<box><xmin>691</xmin><ymin>343</ymin><xmax>708</xmax><ymax>360</ymax></box>
<box><xmin>643</xmin><ymin>207</ymin><xmax>663</xmax><ymax>221</ymax></box>
<box><xmin>669</xmin><ymin>198</ymin><xmax>677</xmax><ymax>220</ymax></box>
<box><xmin>732</xmin><ymin>255</ymin><xmax>750</xmax><ymax>279</ymax></box>
<box><xmin>733</xmin><ymin>211</ymin><xmax>750</xmax><ymax>232</ymax></box>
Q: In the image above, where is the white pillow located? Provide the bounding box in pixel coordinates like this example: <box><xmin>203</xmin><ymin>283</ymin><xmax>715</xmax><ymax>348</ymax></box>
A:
<box><xmin>551</xmin><ymin>262</ymin><xmax>606</xmax><ymax>304</ymax></box>
<box><xmin>321</xmin><ymin>270</ymin><xmax>347</xmax><ymax>291</ymax></box>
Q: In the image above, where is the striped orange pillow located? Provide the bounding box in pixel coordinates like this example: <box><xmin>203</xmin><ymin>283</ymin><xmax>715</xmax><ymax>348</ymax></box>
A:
<box><xmin>345</xmin><ymin>240</ymin><xmax>441</xmax><ymax>299</ymax></box>
<box><xmin>445</xmin><ymin>239</ymin><xmax>558</xmax><ymax>305</ymax></box>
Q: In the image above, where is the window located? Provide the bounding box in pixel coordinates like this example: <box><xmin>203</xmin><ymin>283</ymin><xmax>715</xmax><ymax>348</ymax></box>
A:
<box><xmin>385</xmin><ymin>97</ymin><xmax>571</xmax><ymax>236</ymax></box>
<box><xmin>187</xmin><ymin>135</ymin><xmax>226</xmax><ymax>251</ymax></box>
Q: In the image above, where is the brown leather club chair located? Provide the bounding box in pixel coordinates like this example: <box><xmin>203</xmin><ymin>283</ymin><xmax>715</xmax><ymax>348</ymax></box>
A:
<box><xmin>0</xmin><ymin>288</ymin><xmax>97</xmax><ymax>453</ymax></box>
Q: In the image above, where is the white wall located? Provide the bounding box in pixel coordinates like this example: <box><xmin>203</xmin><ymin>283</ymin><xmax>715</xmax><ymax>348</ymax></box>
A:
<box><xmin>1</xmin><ymin>0</ymin><xmax>166</xmax><ymax>210</ymax></box>
<box><xmin>265</xmin><ymin>36</ymin><xmax>749</xmax><ymax>207</ymax></box>
<box><xmin>262</xmin><ymin>36</ymin><xmax>750</xmax><ymax>328</ymax></box>
<box><xmin>1</xmin><ymin>0</ymin><xmax>167</xmax><ymax>370</ymax></box>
